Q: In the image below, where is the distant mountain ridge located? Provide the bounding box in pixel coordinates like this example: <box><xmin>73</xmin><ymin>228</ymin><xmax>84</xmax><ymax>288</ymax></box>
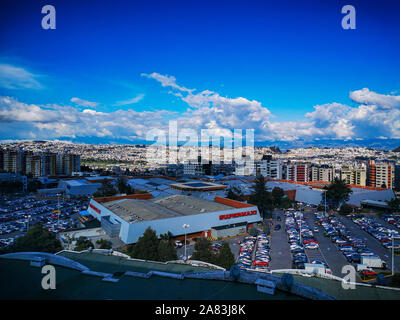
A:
<box><xmin>1</xmin><ymin>138</ymin><xmax>400</xmax><ymax>151</ymax></box>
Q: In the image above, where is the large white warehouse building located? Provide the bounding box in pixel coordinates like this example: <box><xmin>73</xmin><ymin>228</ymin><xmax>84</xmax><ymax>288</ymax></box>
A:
<box><xmin>87</xmin><ymin>194</ymin><xmax>262</xmax><ymax>244</ymax></box>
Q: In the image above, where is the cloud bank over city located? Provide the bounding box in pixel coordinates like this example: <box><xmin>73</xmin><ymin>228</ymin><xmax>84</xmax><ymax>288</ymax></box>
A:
<box><xmin>0</xmin><ymin>71</ymin><xmax>399</xmax><ymax>144</ymax></box>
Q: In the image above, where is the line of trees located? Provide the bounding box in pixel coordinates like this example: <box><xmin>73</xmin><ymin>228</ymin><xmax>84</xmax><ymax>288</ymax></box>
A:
<box><xmin>0</xmin><ymin>181</ymin><xmax>23</xmax><ymax>194</ymax></box>
<box><xmin>191</xmin><ymin>237</ymin><xmax>235</xmax><ymax>270</ymax></box>
<box><xmin>126</xmin><ymin>227</ymin><xmax>177</xmax><ymax>262</ymax></box>
<box><xmin>93</xmin><ymin>178</ymin><xmax>135</xmax><ymax>198</ymax></box>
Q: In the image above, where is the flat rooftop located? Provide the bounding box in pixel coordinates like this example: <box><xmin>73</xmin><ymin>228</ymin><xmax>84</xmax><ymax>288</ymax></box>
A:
<box><xmin>102</xmin><ymin>195</ymin><xmax>233</xmax><ymax>223</ymax></box>
<box><xmin>170</xmin><ymin>181</ymin><xmax>227</xmax><ymax>191</ymax></box>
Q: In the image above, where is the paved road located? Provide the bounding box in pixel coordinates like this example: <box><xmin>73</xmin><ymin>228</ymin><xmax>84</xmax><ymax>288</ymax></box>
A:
<box><xmin>269</xmin><ymin>210</ymin><xmax>292</xmax><ymax>270</ymax></box>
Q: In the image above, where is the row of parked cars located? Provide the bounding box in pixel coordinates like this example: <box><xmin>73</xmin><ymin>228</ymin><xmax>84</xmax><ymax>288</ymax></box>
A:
<box><xmin>237</xmin><ymin>236</ymin><xmax>256</xmax><ymax>270</ymax></box>
<box><xmin>382</xmin><ymin>214</ymin><xmax>400</xmax><ymax>230</ymax></box>
<box><xmin>316</xmin><ymin>212</ymin><xmax>383</xmax><ymax>266</ymax></box>
<box><xmin>0</xmin><ymin>237</ymin><xmax>15</xmax><ymax>247</ymax></box>
<box><xmin>285</xmin><ymin>211</ymin><xmax>314</xmax><ymax>269</ymax></box>
<box><xmin>350</xmin><ymin>215</ymin><xmax>400</xmax><ymax>250</ymax></box>
<box><xmin>253</xmin><ymin>234</ymin><xmax>271</xmax><ymax>271</ymax></box>
<box><xmin>0</xmin><ymin>196</ymin><xmax>50</xmax><ymax>213</ymax></box>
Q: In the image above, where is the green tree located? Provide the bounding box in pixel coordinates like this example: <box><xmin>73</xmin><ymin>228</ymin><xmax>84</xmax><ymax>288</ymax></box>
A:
<box><xmin>0</xmin><ymin>181</ymin><xmax>23</xmax><ymax>194</ymax></box>
<box><xmin>10</xmin><ymin>225</ymin><xmax>63</xmax><ymax>253</ymax></box>
<box><xmin>191</xmin><ymin>237</ymin><xmax>215</xmax><ymax>263</ymax></box>
<box><xmin>248</xmin><ymin>174</ymin><xmax>273</xmax><ymax>218</ymax></box>
<box><xmin>159</xmin><ymin>231</ymin><xmax>173</xmax><ymax>241</ymax></box>
<box><xmin>128</xmin><ymin>227</ymin><xmax>160</xmax><ymax>261</ymax></box>
<box><xmin>281</xmin><ymin>197</ymin><xmax>293</xmax><ymax>209</ymax></box>
<box><xmin>74</xmin><ymin>236</ymin><xmax>94</xmax><ymax>251</ymax></box>
<box><xmin>215</xmin><ymin>242</ymin><xmax>235</xmax><ymax>270</ymax></box>
<box><xmin>226</xmin><ymin>186</ymin><xmax>244</xmax><ymax>201</ymax></box>
<box><xmin>324</xmin><ymin>177</ymin><xmax>353</xmax><ymax>210</ymax></box>
<box><xmin>116</xmin><ymin>177</ymin><xmax>133</xmax><ymax>194</ymax></box>
<box><xmin>387</xmin><ymin>198</ymin><xmax>400</xmax><ymax>212</ymax></box>
<box><xmin>93</xmin><ymin>180</ymin><xmax>117</xmax><ymax>197</ymax></box>
<box><xmin>96</xmin><ymin>238</ymin><xmax>112</xmax><ymax>249</ymax></box>
<box><xmin>271</xmin><ymin>187</ymin><xmax>285</xmax><ymax>207</ymax></box>
<box><xmin>339</xmin><ymin>203</ymin><xmax>353</xmax><ymax>215</ymax></box>
<box><xmin>157</xmin><ymin>240</ymin><xmax>178</xmax><ymax>262</ymax></box>
<box><xmin>27</xmin><ymin>180</ymin><xmax>43</xmax><ymax>193</ymax></box>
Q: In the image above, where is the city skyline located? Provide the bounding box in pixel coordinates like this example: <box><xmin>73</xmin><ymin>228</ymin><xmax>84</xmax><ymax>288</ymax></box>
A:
<box><xmin>0</xmin><ymin>0</ymin><xmax>400</xmax><ymax>147</ymax></box>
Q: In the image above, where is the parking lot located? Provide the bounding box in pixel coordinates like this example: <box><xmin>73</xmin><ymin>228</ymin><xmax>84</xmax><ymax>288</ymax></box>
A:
<box><xmin>303</xmin><ymin>213</ymin><xmax>349</xmax><ymax>277</ymax></box>
<box><xmin>339</xmin><ymin>215</ymin><xmax>400</xmax><ymax>273</ymax></box>
<box><xmin>0</xmin><ymin>195</ymin><xmax>89</xmax><ymax>249</ymax></box>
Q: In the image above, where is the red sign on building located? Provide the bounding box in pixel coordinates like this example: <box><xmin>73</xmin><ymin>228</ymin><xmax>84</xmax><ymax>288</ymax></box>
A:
<box><xmin>219</xmin><ymin>210</ymin><xmax>257</xmax><ymax>220</ymax></box>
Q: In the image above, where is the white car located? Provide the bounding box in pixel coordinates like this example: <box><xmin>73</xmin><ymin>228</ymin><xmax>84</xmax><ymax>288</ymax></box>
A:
<box><xmin>305</xmin><ymin>243</ymin><xmax>319</xmax><ymax>249</ymax></box>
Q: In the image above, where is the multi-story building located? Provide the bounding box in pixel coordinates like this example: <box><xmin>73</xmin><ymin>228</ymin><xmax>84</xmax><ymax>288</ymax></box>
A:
<box><xmin>367</xmin><ymin>160</ymin><xmax>395</xmax><ymax>189</ymax></box>
<box><xmin>286</xmin><ymin>163</ymin><xmax>310</xmax><ymax>183</ymax></box>
<box><xmin>395</xmin><ymin>163</ymin><xmax>400</xmax><ymax>190</ymax></box>
<box><xmin>25</xmin><ymin>153</ymin><xmax>57</xmax><ymax>177</ymax></box>
<box><xmin>183</xmin><ymin>161</ymin><xmax>204</xmax><ymax>175</ymax></box>
<box><xmin>55</xmin><ymin>154</ymin><xmax>81</xmax><ymax>176</ymax></box>
<box><xmin>63</xmin><ymin>154</ymin><xmax>80</xmax><ymax>176</ymax></box>
<box><xmin>2</xmin><ymin>149</ymin><xmax>80</xmax><ymax>177</ymax></box>
<box><xmin>341</xmin><ymin>166</ymin><xmax>367</xmax><ymax>186</ymax></box>
<box><xmin>234</xmin><ymin>155</ymin><xmax>282</xmax><ymax>178</ymax></box>
<box><xmin>0</xmin><ymin>150</ymin><xmax>3</xmax><ymax>172</ymax></box>
<box><xmin>256</xmin><ymin>155</ymin><xmax>282</xmax><ymax>179</ymax></box>
<box><xmin>311</xmin><ymin>165</ymin><xmax>334</xmax><ymax>182</ymax></box>
<box><xmin>41</xmin><ymin>153</ymin><xmax>57</xmax><ymax>176</ymax></box>
<box><xmin>3</xmin><ymin>150</ymin><xmax>23</xmax><ymax>173</ymax></box>
<box><xmin>25</xmin><ymin>154</ymin><xmax>42</xmax><ymax>178</ymax></box>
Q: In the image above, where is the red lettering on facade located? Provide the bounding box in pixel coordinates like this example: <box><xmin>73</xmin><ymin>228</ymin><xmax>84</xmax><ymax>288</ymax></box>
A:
<box><xmin>219</xmin><ymin>210</ymin><xmax>257</xmax><ymax>220</ymax></box>
<box><xmin>89</xmin><ymin>203</ymin><xmax>101</xmax><ymax>214</ymax></box>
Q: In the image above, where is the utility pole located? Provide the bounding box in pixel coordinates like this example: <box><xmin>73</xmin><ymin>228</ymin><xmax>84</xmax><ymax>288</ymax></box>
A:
<box><xmin>183</xmin><ymin>223</ymin><xmax>190</xmax><ymax>262</ymax></box>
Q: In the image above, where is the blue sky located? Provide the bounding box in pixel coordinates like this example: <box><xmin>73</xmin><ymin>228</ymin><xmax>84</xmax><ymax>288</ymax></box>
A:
<box><xmin>0</xmin><ymin>0</ymin><xmax>400</xmax><ymax>146</ymax></box>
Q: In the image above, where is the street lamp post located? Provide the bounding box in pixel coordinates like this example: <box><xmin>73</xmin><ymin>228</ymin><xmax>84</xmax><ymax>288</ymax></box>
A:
<box><xmin>183</xmin><ymin>224</ymin><xmax>190</xmax><ymax>262</ymax></box>
<box><xmin>299</xmin><ymin>216</ymin><xmax>302</xmax><ymax>245</ymax></box>
<box><xmin>57</xmin><ymin>193</ymin><xmax>61</xmax><ymax>230</ymax></box>
<box><xmin>392</xmin><ymin>233</ymin><xmax>395</xmax><ymax>276</ymax></box>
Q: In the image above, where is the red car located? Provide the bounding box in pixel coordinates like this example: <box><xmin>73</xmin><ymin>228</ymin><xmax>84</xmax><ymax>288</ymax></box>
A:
<box><xmin>360</xmin><ymin>270</ymin><xmax>377</xmax><ymax>277</ymax></box>
<box><xmin>303</xmin><ymin>239</ymin><xmax>319</xmax><ymax>244</ymax></box>
<box><xmin>253</xmin><ymin>260</ymin><xmax>269</xmax><ymax>267</ymax></box>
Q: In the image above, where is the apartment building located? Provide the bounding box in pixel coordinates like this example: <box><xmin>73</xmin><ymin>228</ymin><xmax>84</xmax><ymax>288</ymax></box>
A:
<box><xmin>395</xmin><ymin>163</ymin><xmax>400</xmax><ymax>190</ymax></box>
<box><xmin>367</xmin><ymin>160</ymin><xmax>395</xmax><ymax>189</ymax></box>
<box><xmin>341</xmin><ymin>166</ymin><xmax>367</xmax><ymax>186</ymax></box>
<box><xmin>286</xmin><ymin>163</ymin><xmax>310</xmax><ymax>183</ymax></box>
<box><xmin>3</xmin><ymin>150</ymin><xmax>23</xmax><ymax>173</ymax></box>
<box><xmin>1</xmin><ymin>149</ymin><xmax>80</xmax><ymax>177</ymax></box>
<box><xmin>256</xmin><ymin>155</ymin><xmax>282</xmax><ymax>179</ymax></box>
<box><xmin>311</xmin><ymin>165</ymin><xmax>334</xmax><ymax>182</ymax></box>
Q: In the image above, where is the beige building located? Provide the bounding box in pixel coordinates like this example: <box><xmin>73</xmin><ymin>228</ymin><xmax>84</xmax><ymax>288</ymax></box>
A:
<box><xmin>341</xmin><ymin>167</ymin><xmax>367</xmax><ymax>186</ymax></box>
<box><xmin>311</xmin><ymin>166</ymin><xmax>334</xmax><ymax>182</ymax></box>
